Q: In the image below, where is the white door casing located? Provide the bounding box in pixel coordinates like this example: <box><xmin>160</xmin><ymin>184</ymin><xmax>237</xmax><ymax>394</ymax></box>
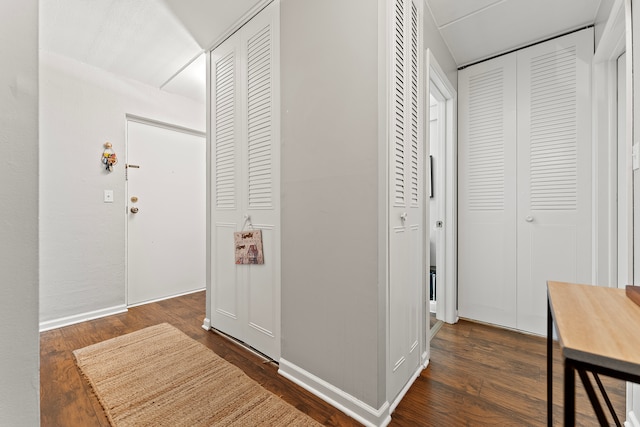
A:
<box><xmin>388</xmin><ymin>0</ymin><xmax>424</xmax><ymax>402</ymax></box>
<box><xmin>210</xmin><ymin>1</ymin><xmax>280</xmax><ymax>360</ymax></box>
<box><xmin>126</xmin><ymin>118</ymin><xmax>206</xmax><ymax>306</ymax></box>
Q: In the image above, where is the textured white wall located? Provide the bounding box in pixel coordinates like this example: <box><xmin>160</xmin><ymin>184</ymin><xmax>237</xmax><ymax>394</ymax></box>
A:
<box><xmin>0</xmin><ymin>0</ymin><xmax>40</xmax><ymax>424</ymax></box>
<box><xmin>39</xmin><ymin>51</ymin><xmax>205</xmax><ymax>326</ymax></box>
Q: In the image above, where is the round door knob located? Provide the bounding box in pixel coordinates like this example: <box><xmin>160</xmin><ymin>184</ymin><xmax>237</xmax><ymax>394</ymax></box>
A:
<box><xmin>525</xmin><ymin>216</ymin><xmax>534</xmax><ymax>222</ymax></box>
<box><xmin>130</xmin><ymin>207</ymin><xmax>139</xmax><ymax>214</ymax></box>
<box><xmin>400</xmin><ymin>212</ymin><xmax>408</xmax><ymax>221</ymax></box>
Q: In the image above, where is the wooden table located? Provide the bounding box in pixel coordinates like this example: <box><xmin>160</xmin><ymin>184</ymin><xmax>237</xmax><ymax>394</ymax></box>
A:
<box><xmin>547</xmin><ymin>281</ymin><xmax>640</xmax><ymax>425</ymax></box>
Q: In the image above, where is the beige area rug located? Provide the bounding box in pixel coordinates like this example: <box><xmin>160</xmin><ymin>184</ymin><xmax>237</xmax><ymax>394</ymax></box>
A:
<box><xmin>73</xmin><ymin>323</ymin><xmax>322</xmax><ymax>427</ymax></box>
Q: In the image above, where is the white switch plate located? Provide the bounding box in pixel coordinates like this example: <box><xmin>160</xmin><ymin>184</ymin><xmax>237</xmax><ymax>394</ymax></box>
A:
<box><xmin>633</xmin><ymin>142</ymin><xmax>640</xmax><ymax>171</ymax></box>
<box><xmin>104</xmin><ymin>190</ymin><xmax>114</xmax><ymax>203</ymax></box>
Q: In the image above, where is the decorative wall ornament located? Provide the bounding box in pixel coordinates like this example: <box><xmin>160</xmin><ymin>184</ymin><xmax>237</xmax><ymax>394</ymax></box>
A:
<box><xmin>101</xmin><ymin>142</ymin><xmax>118</xmax><ymax>172</ymax></box>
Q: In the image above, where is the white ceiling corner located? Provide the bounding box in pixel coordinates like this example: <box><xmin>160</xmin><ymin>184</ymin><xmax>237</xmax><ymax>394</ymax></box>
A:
<box><xmin>426</xmin><ymin>0</ymin><xmax>503</xmax><ymax>27</ymax></box>
<box><xmin>162</xmin><ymin>53</ymin><xmax>206</xmax><ymax>103</ymax></box>
<box><xmin>40</xmin><ymin>0</ymin><xmax>203</xmax><ymax>90</ymax></box>
<box><xmin>161</xmin><ymin>0</ymin><xmax>267</xmax><ymax>49</ymax></box>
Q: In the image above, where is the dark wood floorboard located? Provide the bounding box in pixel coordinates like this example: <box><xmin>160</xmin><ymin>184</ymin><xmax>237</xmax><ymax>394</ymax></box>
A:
<box><xmin>41</xmin><ymin>291</ymin><xmax>625</xmax><ymax>426</ymax></box>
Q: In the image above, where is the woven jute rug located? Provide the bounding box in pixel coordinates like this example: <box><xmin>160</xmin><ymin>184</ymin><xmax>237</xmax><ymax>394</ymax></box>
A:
<box><xmin>73</xmin><ymin>323</ymin><xmax>322</xmax><ymax>426</ymax></box>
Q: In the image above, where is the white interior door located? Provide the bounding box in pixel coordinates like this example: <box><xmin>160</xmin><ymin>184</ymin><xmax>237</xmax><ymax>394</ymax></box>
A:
<box><xmin>458</xmin><ymin>54</ymin><xmax>518</xmax><ymax>329</ymax></box>
<box><xmin>388</xmin><ymin>0</ymin><xmax>423</xmax><ymax>401</ymax></box>
<box><xmin>516</xmin><ymin>29</ymin><xmax>593</xmax><ymax>335</ymax></box>
<box><xmin>127</xmin><ymin>119</ymin><xmax>206</xmax><ymax>306</ymax></box>
<box><xmin>210</xmin><ymin>2</ymin><xmax>280</xmax><ymax>360</ymax></box>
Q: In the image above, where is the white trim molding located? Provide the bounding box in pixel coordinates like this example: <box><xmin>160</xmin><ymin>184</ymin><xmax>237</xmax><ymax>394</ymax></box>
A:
<box><xmin>202</xmin><ymin>317</ymin><xmax>211</xmax><ymax>330</ymax></box>
<box><xmin>388</xmin><ymin>364</ymin><xmax>424</xmax><ymax>414</ymax></box>
<box><xmin>39</xmin><ymin>304</ymin><xmax>127</xmax><ymax>332</ymax></box>
<box><xmin>278</xmin><ymin>358</ymin><xmax>392</xmax><ymax>427</ymax></box>
<box><xmin>626</xmin><ymin>410</ymin><xmax>640</xmax><ymax>427</ymax></box>
<box><xmin>127</xmin><ymin>288</ymin><xmax>205</xmax><ymax>308</ymax></box>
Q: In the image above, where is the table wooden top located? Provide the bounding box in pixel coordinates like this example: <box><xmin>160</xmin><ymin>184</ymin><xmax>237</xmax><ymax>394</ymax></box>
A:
<box><xmin>548</xmin><ymin>281</ymin><xmax>640</xmax><ymax>377</ymax></box>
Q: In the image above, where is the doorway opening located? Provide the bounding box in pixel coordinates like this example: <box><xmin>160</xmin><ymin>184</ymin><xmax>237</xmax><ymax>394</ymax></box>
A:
<box><xmin>426</xmin><ymin>49</ymin><xmax>458</xmax><ymax>335</ymax></box>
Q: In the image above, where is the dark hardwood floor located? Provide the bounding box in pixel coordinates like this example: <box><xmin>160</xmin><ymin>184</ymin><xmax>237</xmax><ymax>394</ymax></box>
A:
<box><xmin>41</xmin><ymin>291</ymin><xmax>625</xmax><ymax>426</ymax></box>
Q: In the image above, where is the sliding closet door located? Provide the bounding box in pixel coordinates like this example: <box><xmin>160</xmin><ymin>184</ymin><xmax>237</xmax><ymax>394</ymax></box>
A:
<box><xmin>516</xmin><ymin>29</ymin><xmax>593</xmax><ymax>335</ymax></box>
<box><xmin>388</xmin><ymin>0</ymin><xmax>424</xmax><ymax>400</ymax></box>
<box><xmin>210</xmin><ymin>2</ymin><xmax>280</xmax><ymax>360</ymax></box>
<box><xmin>458</xmin><ymin>55</ymin><xmax>518</xmax><ymax>328</ymax></box>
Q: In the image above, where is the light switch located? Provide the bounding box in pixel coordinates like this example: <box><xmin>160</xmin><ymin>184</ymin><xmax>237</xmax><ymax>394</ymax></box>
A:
<box><xmin>104</xmin><ymin>190</ymin><xmax>114</xmax><ymax>203</ymax></box>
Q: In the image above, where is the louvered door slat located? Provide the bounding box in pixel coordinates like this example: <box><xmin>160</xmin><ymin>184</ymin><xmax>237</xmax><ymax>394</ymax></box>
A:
<box><xmin>393</xmin><ymin>0</ymin><xmax>406</xmax><ymax>207</ymax></box>
<box><xmin>467</xmin><ymin>67</ymin><xmax>506</xmax><ymax>211</ymax></box>
<box><xmin>528</xmin><ymin>46</ymin><xmax>578</xmax><ymax>211</ymax></box>
<box><xmin>247</xmin><ymin>24</ymin><xmax>272</xmax><ymax>209</ymax></box>
<box><xmin>409</xmin><ymin>1</ymin><xmax>419</xmax><ymax>207</ymax></box>
<box><xmin>215</xmin><ymin>51</ymin><xmax>237</xmax><ymax>209</ymax></box>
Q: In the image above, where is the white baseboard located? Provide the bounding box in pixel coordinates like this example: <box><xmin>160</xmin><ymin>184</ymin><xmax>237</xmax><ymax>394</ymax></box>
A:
<box><xmin>39</xmin><ymin>304</ymin><xmax>127</xmax><ymax>332</ymax></box>
<box><xmin>626</xmin><ymin>411</ymin><xmax>640</xmax><ymax>427</ymax></box>
<box><xmin>127</xmin><ymin>287</ymin><xmax>205</xmax><ymax>308</ymax></box>
<box><xmin>278</xmin><ymin>358</ymin><xmax>391</xmax><ymax>427</ymax></box>
<box><xmin>388</xmin><ymin>363</ymin><xmax>424</xmax><ymax>414</ymax></box>
<box><xmin>202</xmin><ymin>317</ymin><xmax>211</xmax><ymax>330</ymax></box>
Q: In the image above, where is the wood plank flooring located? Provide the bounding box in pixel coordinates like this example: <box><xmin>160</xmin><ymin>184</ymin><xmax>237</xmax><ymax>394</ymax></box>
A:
<box><xmin>41</xmin><ymin>291</ymin><xmax>625</xmax><ymax>426</ymax></box>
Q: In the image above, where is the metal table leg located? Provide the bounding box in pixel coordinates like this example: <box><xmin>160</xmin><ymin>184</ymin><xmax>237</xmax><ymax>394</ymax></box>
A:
<box><xmin>547</xmin><ymin>298</ymin><xmax>553</xmax><ymax>426</ymax></box>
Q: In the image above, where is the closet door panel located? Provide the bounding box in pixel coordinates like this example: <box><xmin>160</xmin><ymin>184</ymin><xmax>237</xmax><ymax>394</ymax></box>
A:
<box><xmin>388</xmin><ymin>0</ymin><xmax>423</xmax><ymax>400</ymax></box>
<box><xmin>516</xmin><ymin>29</ymin><xmax>593</xmax><ymax>335</ymax></box>
<box><xmin>240</xmin><ymin>3</ymin><xmax>280</xmax><ymax>360</ymax></box>
<box><xmin>458</xmin><ymin>55</ymin><xmax>518</xmax><ymax>328</ymax></box>
<box><xmin>211</xmin><ymin>35</ymin><xmax>244</xmax><ymax>339</ymax></box>
<box><xmin>209</xmin><ymin>2</ymin><xmax>280</xmax><ymax>360</ymax></box>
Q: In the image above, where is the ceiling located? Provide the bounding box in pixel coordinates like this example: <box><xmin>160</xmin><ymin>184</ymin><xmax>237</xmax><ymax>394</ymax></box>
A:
<box><xmin>426</xmin><ymin>0</ymin><xmax>603</xmax><ymax>66</ymax></box>
<box><xmin>39</xmin><ymin>0</ymin><xmax>263</xmax><ymax>103</ymax></box>
<box><xmin>40</xmin><ymin>0</ymin><xmax>605</xmax><ymax>102</ymax></box>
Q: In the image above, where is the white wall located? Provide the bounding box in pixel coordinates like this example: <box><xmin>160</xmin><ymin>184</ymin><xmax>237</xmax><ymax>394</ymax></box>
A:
<box><xmin>39</xmin><ymin>50</ymin><xmax>205</xmax><ymax>327</ymax></box>
<box><xmin>594</xmin><ymin>0</ymin><xmax>616</xmax><ymax>49</ymax></box>
<box><xmin>280</xmin><ymin>0</ymin><xmax>382</xmax><ymax>408</ymax></box>
<box><xmin>0</xmin><ymin>0</ymin><xmax>40</xmax><ymax>424</ymax></box>
<box><xmin>424</xmin><ymin>2</ymin><xmax>458</xmax><ymax>91</ymax></box>
<box><xmin>280</xmin><ymin>0</ymin><xmax>458</xmax><ymax>417</ymax></box>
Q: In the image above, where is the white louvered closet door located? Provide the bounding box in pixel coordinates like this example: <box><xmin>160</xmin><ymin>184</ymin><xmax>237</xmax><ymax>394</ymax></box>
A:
<box><xmin>458</xmin><ymin>54</ymin><xmax>518</xmax><ymax>329</ymax></box>
<box><xmin>458</xmin><ymin>29</ymin><xmax>592</xmax><ymax>335</ymax></box>
<box><xmin>210</xmin><ymin>2</ymin><xmax>280</xmax><ymax>360</ymax></box>
<box><xmin>516</xmin><ymin>29</ymin><xmax>592</xmax><ymax>335</ymax></box>
<box><xmin>388</xmin><ymin>0</ymin><xmax>423</xmax><ymax>401</ymax></box>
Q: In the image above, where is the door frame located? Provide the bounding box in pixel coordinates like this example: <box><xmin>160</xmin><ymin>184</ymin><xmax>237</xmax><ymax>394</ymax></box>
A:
<box><xmin>592</xmin><ymin>0</ymin><xmax>632</xmax><ymax>289</ymax></box>
<box><xmin>592</xmin><ymin>0</ymin><xmax>635</xmax><ymax>420</ymax></box>
<box><xmin>426</xmin><ymin>49</ymin><xmax>458</xmax><ymax>325</ymax></box>
<box><xmin>124</xmin><ymin>114</ymin><xmax>206</xmax><ymax>307</ymax></box>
